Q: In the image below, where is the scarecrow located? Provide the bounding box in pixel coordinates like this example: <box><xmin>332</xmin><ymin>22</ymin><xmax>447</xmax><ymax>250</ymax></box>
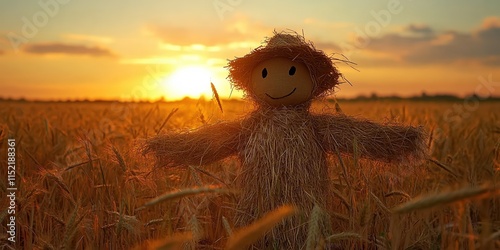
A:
<box><xmin>143</xmin><ymin>31</ymin><xmax>427</xmax><ymax>248</ymax></box>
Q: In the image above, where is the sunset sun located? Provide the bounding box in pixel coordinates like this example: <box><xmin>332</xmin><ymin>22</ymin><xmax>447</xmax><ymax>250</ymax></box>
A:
<box><xmin>162</xmin><ymin>66</ymin><xmax>213</xmax><ymax>100</ymax></box>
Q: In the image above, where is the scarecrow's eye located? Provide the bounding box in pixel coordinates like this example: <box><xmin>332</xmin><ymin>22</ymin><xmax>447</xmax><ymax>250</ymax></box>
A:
<box><xmin>262</xmin><ymin>68</ymin><xmax>268</xmax><ymax>78</ymax></box>
<box><xmin>288</xmin><ymin>66</ymin><xmax>296</xmax><ymax>76</ymax></box>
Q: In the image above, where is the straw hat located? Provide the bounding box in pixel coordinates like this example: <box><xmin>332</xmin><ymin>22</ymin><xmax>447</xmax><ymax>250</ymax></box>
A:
<box><xmin>227</xmin><ymin>31</ymin><xmax>341</xmax><ymax>98</ymax></box>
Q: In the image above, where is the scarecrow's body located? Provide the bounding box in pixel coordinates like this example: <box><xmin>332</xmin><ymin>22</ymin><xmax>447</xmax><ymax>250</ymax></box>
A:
<box><xmin>143</xmin><ymin>32</ymin><xmax>427</xmax><ymax>249</ymax></box>
<box><xmin>144</xmin><ymin>105</ymin><xmax>426</xmax><ymax>248</ymax></box>
<box><xmin>238</xmin><ymin>106</ymin><xmax>328</xmax><ymax>247</ymax></box>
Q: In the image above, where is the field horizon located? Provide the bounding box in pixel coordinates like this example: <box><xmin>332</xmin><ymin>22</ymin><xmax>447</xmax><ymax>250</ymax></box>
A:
<box><xmin>2</xmin><ymin>91</ymin><xmax>500</xmax><ymax>104</ymax></box>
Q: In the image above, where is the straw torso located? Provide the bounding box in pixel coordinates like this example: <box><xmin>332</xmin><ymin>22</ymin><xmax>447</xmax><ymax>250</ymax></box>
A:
<box><xmin>236</xmin><ymin>106</ymin><xmax>329</xmax><ymax>248</ymax></box>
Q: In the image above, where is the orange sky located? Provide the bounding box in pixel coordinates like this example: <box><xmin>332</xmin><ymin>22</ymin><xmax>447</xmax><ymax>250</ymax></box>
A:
<box><xmin>1</xmin><ymin>1</ymin><xmax>500</xmax><ymax>101</ymax></box>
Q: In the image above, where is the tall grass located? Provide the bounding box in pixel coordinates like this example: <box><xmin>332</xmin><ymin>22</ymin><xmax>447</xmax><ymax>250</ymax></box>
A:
<box><xmin>0</xmin><ymin>100</ymin><xmax>499</xmax><ymax>249</ymax></box>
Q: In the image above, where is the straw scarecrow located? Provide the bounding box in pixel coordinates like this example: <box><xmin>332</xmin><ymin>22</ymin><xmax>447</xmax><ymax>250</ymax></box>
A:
<box><xmin>143</xmin><ymin>31</ymin><xmax>427</xmax><ymax>249</ymax></box>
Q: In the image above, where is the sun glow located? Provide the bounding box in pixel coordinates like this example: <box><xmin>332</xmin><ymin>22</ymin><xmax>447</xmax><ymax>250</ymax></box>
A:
<box><xmin>162</xmin><ymin>66</ymin><xmax>213</xmax><ymax>100</ymax></box>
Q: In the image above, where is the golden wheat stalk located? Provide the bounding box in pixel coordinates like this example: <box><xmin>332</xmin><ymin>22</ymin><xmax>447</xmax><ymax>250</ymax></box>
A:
<box><xmin>211</xmin><ymin>82</ymin><xmax>223</xmax><ymax>113</ymax></box>
<box><xmin>111</xmin><ymin>145</ymin><xmax>127</xmax><ymax>172</ymax></box>
<box><xmin>306</xmin><ymin>205</ymin><xmax>322</xmax><ymax>250</ymax></box>
<box><xmin>393</xmin><ymin>185</ymin><xmax>499</xmax><ymax>214</ymax></box>
<box><xmin>226</xmin><ymin>205</ymin><xmax>297</xmax><ymax>250</ymax></box>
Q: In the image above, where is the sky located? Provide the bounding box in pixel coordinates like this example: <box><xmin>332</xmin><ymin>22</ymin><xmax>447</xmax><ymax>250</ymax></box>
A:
<box><xmin>0</xmin><ymin>0</ymin><xmax>499</xmax><ymax>101</ymax></box>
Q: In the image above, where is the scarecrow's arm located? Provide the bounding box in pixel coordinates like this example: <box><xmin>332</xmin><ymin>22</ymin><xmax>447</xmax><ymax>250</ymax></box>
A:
<box><xmin>142</xmin><ymin>121</ymin><xmax>243</xmax><ymax>167</ymax></box>
<box><xmin>313</xmin><ymin>114</ymin><xmax>428</xmax><ymax>165</ymax></box>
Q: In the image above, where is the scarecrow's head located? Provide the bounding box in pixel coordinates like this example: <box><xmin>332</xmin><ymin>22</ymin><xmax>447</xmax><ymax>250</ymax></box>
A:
<box><xmin>227</xmin><ymin>31</ymin><xmax>341</xmax><ymax>107</ymax></box>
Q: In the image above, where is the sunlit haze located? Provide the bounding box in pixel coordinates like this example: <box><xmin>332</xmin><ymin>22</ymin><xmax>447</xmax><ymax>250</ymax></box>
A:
<box><xmin>1</xmin><ymin>0</ymin><xmax>499</xmax><ymax>101</ymax></box>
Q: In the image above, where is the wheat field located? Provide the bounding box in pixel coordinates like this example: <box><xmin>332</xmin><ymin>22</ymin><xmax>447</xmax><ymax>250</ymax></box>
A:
<box><xmin>1</xmin><ymin>99</ymin><xmax>499</xmax><ymax>249</ymax></box>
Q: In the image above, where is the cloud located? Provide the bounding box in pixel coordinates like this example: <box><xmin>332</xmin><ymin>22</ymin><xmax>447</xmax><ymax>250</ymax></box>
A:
<box><xmin>313</xmin><ymin>41</ymin><xmax>342</xmax><ymax>53</ymax></box>
<box><xmin>23</xmin><ymin>42</ymin><xmax>116</xmax><ymax>57</ymax></box>
<box><xmin>481</xmin><ymin>16</ymin><xmax>500</xmax><ymax>29</ymax></box>
<box><xmin>0</xmin><ymin>49</ymin><xmax>4</xmax><ymax>55</ymax></box>
<box><xmin>360</xmin><ymin>17</ymin><xmax>500</xmax><ymax>66</ymax></box>
<box><xmin>406</xmin><ymin>21</ymin><xmax>500</xmax><ymax>65</ymax></box>
<box><xmin>367</xmin><ymin>33</ymin><xmax>433</xmax><ymax>52</ymax></box>
<box><xmin>62</xmin><ymin>34</ymin><xmax>114</xmax><ymax>44</ymax></box>
<box><xmin>405</xmin><ymin>24</ymin><xmax>434</xmax><ymax>35</ymax></box>
<box><xmin>147</xmin><ymin>14</ymin><xmax>271</xmax><ymax>47</ymax></box>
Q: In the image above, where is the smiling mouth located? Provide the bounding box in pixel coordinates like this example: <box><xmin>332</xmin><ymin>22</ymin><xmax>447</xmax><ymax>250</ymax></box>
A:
<box><xmin>265</xmin><ymin>88</ymin><xmax>297</xmax><ymax>100</ymax></box>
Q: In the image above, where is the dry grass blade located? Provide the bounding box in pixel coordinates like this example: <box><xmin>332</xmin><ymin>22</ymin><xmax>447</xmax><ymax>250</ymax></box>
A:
<box><xmin>332</xmin><ymin>188</ymin><xmax>351</xmax><ymax>211</ymax></box>
<box><xmin>24</xmin><ymin>149</ymin><xmax>42</xmax><ymax>168</ymax></box>
<box><xmin>393</xmin><ymin>185</ymin><xmax>500</xmax><ymax>214</ymax></box>
<box><xmin>370</xmin><ymin>191</ymin><xmax>390</xmax><ymax>214</ymax></box>
<box><xmin>222</xmin><ymin>216</ymin><xmax>233</xmax><ymax>236</ymax></box>
<box><xmin>145</xmin><ymin>218</ymin><xmax>164</xmax><ymax>227</ymax></box>
<box><xmin>385</xmin><ymin>190</ymin><xmax>411</xmax><ymax>200</ymax></box>
<box><xmin>188</xmin><ymin>166</ymin><xmax>203</xmax><ymax>186</ymax></box>
<box><xmin>334</xmin><ymin>147</ymin><xmax>352</xmax><ymax>189</ymax></box>
<box><xmin>429</xmin><ymin>158</ymin><xmax>458</xmax><ymax>178</ymax></box>
<box><xmin>331</xmin><ymin>212</ymin><xmax>350</xmax><ymax>222</ymax></box>
<box><xmin>64</xmin><ymin>158</ymin><xmax>99</xmax><ymax>171</ymax></box>
<box><xmin>226</xmin><ymin>205</ymin><xmax>297</xmax><ymax>250</ymax></box>
<box><xmin>191</xmin><ymin>166</ymin><xmax>227</xmax><ymax>185</ymax></box>
<box><xmin>211</xmin><ymin>82</ymin><xmax>223</xmax><ymax>113</ymax></box>
<box><xmin>326</xmin><ymin>232</ymin><xmax>362</xmax><ymax>242</ymax></box>
<box><xmin>156</xmin><ymin>108</ymin><xmax>179</xmax><ymax>135</ymax></box>
<box><xmin>143</xmin><ymin>185</ymin><xmax>236</xmax><ymax>207</ymax></box>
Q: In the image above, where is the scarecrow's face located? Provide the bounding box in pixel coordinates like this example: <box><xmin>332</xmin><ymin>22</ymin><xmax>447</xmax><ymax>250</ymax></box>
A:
<box><xmin>250</xmin><ymin>57</ymin><xmax>314</xmax><ymax>106</ymax></box>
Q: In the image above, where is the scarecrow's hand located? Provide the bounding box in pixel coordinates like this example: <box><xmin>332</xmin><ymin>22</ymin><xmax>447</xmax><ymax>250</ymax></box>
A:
<box><xmin>142</xmin><ymin>121</ymin><xmax>242</xmax><ymax>167</ymax></box>
<box><xmin>314</xmin><ymin>114</ymin><xmax>428</xmax><ymax>165</ymax></box>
